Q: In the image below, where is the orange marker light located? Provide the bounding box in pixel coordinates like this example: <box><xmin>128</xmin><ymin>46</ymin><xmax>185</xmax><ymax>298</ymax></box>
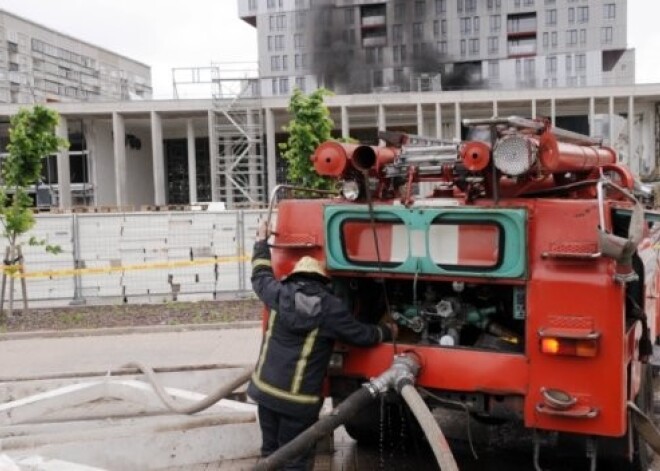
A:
<box><xmin>540</xmin><ymin>337</ymin><xmax>598</xmax><ymax>357</ymax></box>
<box><xmin>541</xmin><ymin>338</ymin><xmax>561</xmax><ymax>354</ymax></box>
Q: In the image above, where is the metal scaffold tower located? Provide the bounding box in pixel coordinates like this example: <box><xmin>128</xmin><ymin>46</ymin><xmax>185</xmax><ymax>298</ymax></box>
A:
<box><xmin>172</xmin><ymin>63</ymin><xmax>265</xmax><ymax>209</ymax></box>
<box><xmin>212</xmin><ymin>63</ymin><xmax>265</xmax><ymax>209</ymax></box>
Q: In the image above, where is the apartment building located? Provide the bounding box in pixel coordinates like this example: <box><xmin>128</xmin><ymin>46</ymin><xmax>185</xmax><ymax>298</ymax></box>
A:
<box><xmin>0</xmin><ymin>9</ymin><xmax>152</xmax><ymax>104</ymax></box>
<box><xmin>237</xmin><ymin>0</ymin><xmax>633</xmax><ymax>96</ymax></box>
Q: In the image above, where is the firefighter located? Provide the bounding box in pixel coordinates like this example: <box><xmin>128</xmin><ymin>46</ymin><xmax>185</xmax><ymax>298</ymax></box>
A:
<box><xmin>248</xmin><ymin>220</ymin><xmax>396</xmax><ymax>470</ymax></box>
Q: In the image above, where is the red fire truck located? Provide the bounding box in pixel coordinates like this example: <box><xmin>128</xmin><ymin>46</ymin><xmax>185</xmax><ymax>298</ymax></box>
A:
<box><xmin>266</xmin><ymin>116</ymin><xmax>660</xmax><ymax>469</ymax></box>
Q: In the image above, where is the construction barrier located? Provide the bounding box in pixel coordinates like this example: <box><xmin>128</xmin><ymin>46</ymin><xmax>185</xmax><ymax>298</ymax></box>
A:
<box><xmin>0</xmin><ymin>209</ymin><xmax>268</xmax><ymax>305</ymax></box>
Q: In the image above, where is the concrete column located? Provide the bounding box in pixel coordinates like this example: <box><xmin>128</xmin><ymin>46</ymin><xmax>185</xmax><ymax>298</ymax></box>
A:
<box><xmin>83</xmin><ymin>118</ymin><xmax>98</xmax><ymax>206</ymax></box>
<box><xmin>416</xmin><ymin>103</ymin><xmax>424</xmax><ymax>135</ymax></box>
<box><xmin>492</xmin><ymin>100</ymin><xmax>498</xmax><ymax>118</ymax></box>
<box><xmin>266</xmin><ymin>108</ymin><xmax>277</xmax><ymax>196</ymax></box>
<box><xmin>454</xmin><ymin>102</ymin><xmax>461</xmax><ymax>140</ymax></box>
<box><xmin>608</xmin><ymin>96</ymin><xmax>615</xmax><ymax>146</ymax></box>
<box><xmin>341</xmin><ymin>106</ymin><xmax>350</xmax><ymax>139</ymax></box>
<box><xmin>150</xmin><ymin>111</ymin><xmax>166</xmax><ymax>206</ymax></box>
<box><xmin>628</xmin><ymin>95</ymin><xmax>635</xmax><ymax>172</ymax></box>
<box><xmin>187</xmin><ymin>119</ymin><xmax>197</xmax><ymax>204</ymax></box>
<box><xmin>550</xmin><ymin>98</ymin><xmax>556</xmax><ymax>127</ymax></box>
<box><xmin>112</xmin><ymin>112</ymin><xmax>127</xmax><ymax>207</ymax></box>
<box><xmin>56</xmin><ymin>116</ymin><xmax>71</xmax><ymax>209</ymax></box>
<box><xmin>531</xmin><ymin>99</ymin><xmax>537</xmax><ymax>119</ymax></box>
<box><xmin>207</xmin><ymin>110</ymin><xmax>218</xmax><ymax>202</ymax></box>
<box><xmin>435</xmin><ymin>103</ymin><xmax>443</xmax><ymax>139</ymax></box>
<box><xmin>377</xmin><ymin>104</ymin><xmax>386</xmax><ymax>145</ymax></box>
<box><xmin>588</xmin><ymin>97</ymin><xmax>595</xmax><ymax>137</ymax></box>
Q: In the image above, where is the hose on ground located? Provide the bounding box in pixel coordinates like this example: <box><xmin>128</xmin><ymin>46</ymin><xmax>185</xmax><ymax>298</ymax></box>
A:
<box><xmin>118</xmin><ymin>361</ymin><xmax>254</xmax><ymax>415</ymax></box>
<box><xmin>254</xmin><ymin>387</ymin><xmax>375</xmax><ymax>471</ymax></box>
<box><xmin>400</xmin><ymin>383</ymin><xmax>459</xmax><ymax>471</ymax></box>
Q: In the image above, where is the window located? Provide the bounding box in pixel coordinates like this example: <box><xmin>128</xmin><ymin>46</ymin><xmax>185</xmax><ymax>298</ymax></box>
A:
<box><xmin>437</xmin><ymin>41</ymin><xmax>448</xmax><ymax>54</ymax></box>
<box><xmin>601</xmin><ymin>26</ymin><xmax>613</xmax><ymax>44</ymax></box>
<box><xmin>392</xmin><ymin>24</ymin><xmax>403</xmax><ymax>43</ymax></box>
<box><xmin>435</xmin><ymin>0</ymin><xmax>446</xmax><ymax>14</ymax></box>
<box><xmin>566</xmin><ymin>29</ymin><xmax>577</xmax><ymax>46</ymax></box>
<box><xmin>413</xmin><ymin>22</ymin><xmax>424</xmax><ymax>40</ymax></box>
<box><xmin>546</xmin><ymin>55</ymin><xmax>557</xmax><ymax>75</ymax></box>
<box><xmin>524</xmin><ymin>58</ymin><xmax>535</xmax><ymax>77</ymax></box>
<box><xmin>295</xmin><ymin>11</ymin><xmax>306</xmax><ymax>29</ymax></box>
<box><xmin>415</xmin><ymin>1</ymin><xmax>426</xmax><ymax>17</ymax></box>
<box><xmin>487</xmin><ymin>0</ymin><xmax>501</xmax><ymax>10</ymax></box>
<box><xmin>469</xmin><ymin>38</ymin><xmax>479</xmax><ymax>55</ymax></box>
<box><xmin>267</xmin><ymin>0</ymin><xmax>276</xmax><ymax>9</ymax></box>
<box><xmin>295</xmin><ymin>76</ymin><xmax>306</xmax><ymax>92</ymax></box>
<box><xmin>282</xmin><ymin>55</ymin><xmax>288</xmax><ymax>71</ymax></box>
<box><xmin>460</xmin><ymin>39</ymin><xmax>467</xmax><ymax>56</ymax></box>
<box><xmin>568</xmin><ymin>7</ymin><xmax>575</xmax><ymax>23</ymax></box>
<box><xmin>551</xmin><ymin>31</ymin><xmax>557</xmax><ymax>47</ymax></box>
<box><xmin>441</xmin><ymin>20</ymin><xmax>447</xmax><ymax>35</ymax></box>
<box><xmin>269</xmin><ymin>15</ymin><xmax>276</xmax><ymax>31</ymax></box>
<box><xmin>295</xmin><ymin>54</ymin><xmax>302</xmax><ymax>69</ymax></box>
<box><xmin>271</xmin><ymin>79</ymin><xmax>278</xmax><ymax>95</ymax></box>
<box><xmin>365</xmin><ymin>47</ymin><xmax>384</xmax><ymax>64</ymax></box>
<box><xmin>248</xmin><ymin>0</ymin><xmax>257</xmax><ymax>10</ymax></box>
<box><xmin>373</xmin><ymin>70</ymin><xmax>384</xmax><ymax>88</ymax></box>
<box><xmin>565</xmin><ymin>54</ymin><xmax>572</xmax><ymax>74</ymax></box>
<box><xmin>294</xmin><ymin>34</ymin><xmax>304</xmax><ymax>49</ymax></box>
<box><xmin>523</xmin><ymin>0</ymin><xmax>534</xmax><ymax>5</ymax></box>
<box><xmin>279</xmin><ymin>78</ymin><xmax>289</xmax><ymax>94</ymax></box>
<box><xmin>271</xmin><ymin>56</ymin><xmax>281</xmax><ymax>71</ymax></box>
<box><xmin>395</xmin><ymin>2</ymin><xmax>406</xmax><ymax>20</ymax></box>
<box><xmin>457</xmin><ymin>0</ymin><xmax>463</xmax><ymax>13</ymax></box>
<box><xmin>579</xmin><ymin>29</ymin><xmax>586</xmax><ymax>46</ymax></box>
<box><xmin>474</xmin><ymin>17</ymin><xmax>480</xmax><ymax>34</ymax></box>
<box><xmin>576</xmin><ymin>53</ymin><xmax>586</xmax><ymax>71</ymax></box>
<box><xmin>488</xmin><ymin>36</ymin><xmax>499</xmax><ymax>53</ymax></box>
<box><xmin>490</xmin><ymin>15</ymin><xmax>501</xmax><ymax>32</ymax></box>
<box><xmin>577</xmin><ymin>6</ymin><xmax>588</xmax><ymax>23</ymax></box>
<box><xmin>546</xmin><ymin>9</ymin><xmax>556</xmax><ymax>26</ymax></box>
<box><xmin>543</xmin><ymin>32</ymin><xmax>548</xmax><ymax>48</ymax></box>
<box><xmin>465</xmin><ymin>0</ymin><xmax>476</xmax><ymax>13</ymax></box>
<box><xmin>460</xmin><ymin>17</ymin><xmax>472</xmax><ymax>35</ymax></box>
<box><xmin>515</xmin><ymin>58</ymin><xmax>522</xmax><ymax>78</ymax></box>
<box><xmin>433</xmin><ymin>20</ymin><xmax>440</xmax><ymax>38</ymax></box>
<box><xmin>488</xmin><ymin>60</ymin><xmax>499</xmax><ymax>79</ymax></box>
<box><xmin>603</xmin><ymin>3</ymin><xmax>616</xmax><ymax>20</ymax></box>
<box><xmin>345</xmin><ymin>7</ymin><xmax>355</xmax><ymax>24</ymax></box>
<box><xmin>267</xmin><ymin>36</ymin><xmax>274</xmax><ymax>52</ymax></box>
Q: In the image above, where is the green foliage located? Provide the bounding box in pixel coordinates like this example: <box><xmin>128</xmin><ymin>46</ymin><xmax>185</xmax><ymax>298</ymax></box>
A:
<box><xmin>279</xmin><ymin>88</ymin><xmax>335</xmax><ymax>190</ymax></box>
<box><xmin>1</xmin><ymin>105</ymin><xmax>68</xmax><ymax>245</ymax></box>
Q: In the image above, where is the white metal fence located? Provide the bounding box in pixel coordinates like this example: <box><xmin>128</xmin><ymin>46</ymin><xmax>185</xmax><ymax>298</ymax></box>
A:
<box><xmin>2</xmin><ymin>210</ymin><xmax>268</xmax><ymax>306</ymax></box>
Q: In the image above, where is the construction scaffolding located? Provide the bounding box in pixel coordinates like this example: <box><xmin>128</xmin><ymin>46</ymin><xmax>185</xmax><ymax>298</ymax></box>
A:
<box><xmin>173</xmin><ymin>63</ymin><xmax>266</xmax><ymax>209</ymax></box>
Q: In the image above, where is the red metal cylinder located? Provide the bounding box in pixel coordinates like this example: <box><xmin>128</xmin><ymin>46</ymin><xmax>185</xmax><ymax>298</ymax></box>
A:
<box><xmin>460</xmin><ymin>141</ymin><xmax>491</xmax><ymax>172</ymax></box>
<box><xmin>539</xmin><ymin>132</ymin><xmax>616</xmax><ymax>173</ymax></box>
<box><xmin>353</xmin><ymin>145</ymin><xmax>399</xmax><ymax>174</ymax></box>
<box><xmin>311</xmin><ymin>141</ymin><xmax>359</xmax><ymax>177</ymax></box>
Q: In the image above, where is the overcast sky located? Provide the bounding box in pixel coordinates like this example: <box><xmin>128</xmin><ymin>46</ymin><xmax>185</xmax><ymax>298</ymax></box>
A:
<box><xmin>0</xmin><ymin>0</ymin><xmax>657</xmax><ymax>98</ymax></box>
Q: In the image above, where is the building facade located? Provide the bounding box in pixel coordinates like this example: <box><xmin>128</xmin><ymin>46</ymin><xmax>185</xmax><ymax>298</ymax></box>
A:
<box><xmin>0</xmin><ymin>9</ymin><xmax>152</xmax><ymax>104</ymax></box>
<box><xmin>238</xmin><ymin>0</ymin><xmax>633</xmax><ymax>97</ymax></box>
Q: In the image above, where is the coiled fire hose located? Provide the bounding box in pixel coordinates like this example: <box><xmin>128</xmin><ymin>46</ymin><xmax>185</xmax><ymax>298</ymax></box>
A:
<box><xmin>117</xmin><ymin>361</ymin><xmax>254</xmax><ymax>415</ymax></box>
<box><xmin>255</xmin><ymin>353</ymin><xmax>458</xmax><ymax>471</ymax></box>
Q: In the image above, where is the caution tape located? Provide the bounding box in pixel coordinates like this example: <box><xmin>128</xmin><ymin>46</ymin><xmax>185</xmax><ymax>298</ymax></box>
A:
<box><xmin>0</xmin><ymin>255</ymin><xmax>252</xmax><ymax>280</ymax></box>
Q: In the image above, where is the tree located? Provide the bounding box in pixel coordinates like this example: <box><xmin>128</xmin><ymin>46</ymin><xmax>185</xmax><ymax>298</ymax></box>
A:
<box><xmin>0</xmin><ymin>105</ymin><xmax>68</xmax><ymax>315</ymax></box>
<box><xmin>279</xmin><ymin>88</ymin><xmax>335</xmax><ymax>190</ymax></box>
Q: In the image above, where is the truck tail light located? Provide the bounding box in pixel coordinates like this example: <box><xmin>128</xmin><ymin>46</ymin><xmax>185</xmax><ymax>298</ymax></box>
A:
<box><xmin>540</xmin><ymin>337</ymin><xmax>598</xmax><ymax>357</ymax></box>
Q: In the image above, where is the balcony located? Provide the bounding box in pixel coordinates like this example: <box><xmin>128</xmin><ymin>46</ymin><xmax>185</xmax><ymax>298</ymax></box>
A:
<box><xmin>362</xmin><ymin>15</ymin><xmax>386</xmax><ymax>28</ymax></box>
<box><xmin>362</xmin><ymin>36</ymin><xmax>387</xmax><ymax>47</ymax></box>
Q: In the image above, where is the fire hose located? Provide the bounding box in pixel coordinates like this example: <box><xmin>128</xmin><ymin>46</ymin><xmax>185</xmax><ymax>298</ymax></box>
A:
<box><xmin>255</xmin><ymin>353</ymin><xmax>458</xmax><ymax>471</ymax></box>
<box><xmin>117</xmin><ymin>361</ymin><xmax>254</xmax><ymax>415</ymax></box>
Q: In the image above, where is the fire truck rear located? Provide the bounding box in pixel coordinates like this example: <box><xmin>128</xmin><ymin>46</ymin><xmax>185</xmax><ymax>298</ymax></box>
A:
<box><xmin>266</xmin><ymin>116</ymin><xmax>660</xmax><ymax>469</ymax></box>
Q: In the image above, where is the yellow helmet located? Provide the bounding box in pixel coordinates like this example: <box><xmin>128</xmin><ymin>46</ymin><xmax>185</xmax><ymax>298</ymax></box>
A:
<box><xmin>291</xmin><ymin>256</ymin><xmax>328</xmax><ymax>279</ymax></box>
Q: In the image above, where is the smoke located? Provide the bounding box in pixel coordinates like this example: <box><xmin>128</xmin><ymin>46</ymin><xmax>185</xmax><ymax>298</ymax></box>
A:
<box><xmin>306</xmin><ymin>2</ymin><xmax>485</xmax><ymax>94</ymax></box>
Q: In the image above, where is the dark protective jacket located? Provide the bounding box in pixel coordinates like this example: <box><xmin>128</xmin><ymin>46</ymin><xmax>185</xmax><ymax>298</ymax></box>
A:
<box><xmin>247</xmin><ymin>239</ymin><xmax>391</xmax><ymax>418</ymax></box>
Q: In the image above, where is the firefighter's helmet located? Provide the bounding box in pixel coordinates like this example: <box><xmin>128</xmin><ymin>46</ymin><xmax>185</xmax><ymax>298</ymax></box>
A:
<box><xmin>291</xmin><ymin>256</ymin><xmax>328</xmax><ymax>279</ymax></box>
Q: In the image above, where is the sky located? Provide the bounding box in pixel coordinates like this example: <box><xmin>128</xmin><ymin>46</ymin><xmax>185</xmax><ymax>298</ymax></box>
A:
<box><xmin>0</xmin><ymin>0</ymin><xmax>657</xmax><ymax>99</ymax></box>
